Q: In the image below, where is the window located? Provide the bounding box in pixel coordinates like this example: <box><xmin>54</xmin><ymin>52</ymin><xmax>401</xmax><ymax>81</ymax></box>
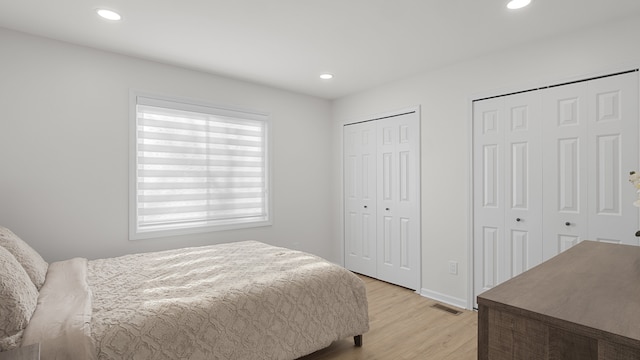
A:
<box><xmin>129</xmin><ymin>92</ymin><xmax>270</xmax><ymax>239</ymax></box>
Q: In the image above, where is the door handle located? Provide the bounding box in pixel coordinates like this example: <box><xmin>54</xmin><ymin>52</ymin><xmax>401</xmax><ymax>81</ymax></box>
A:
<box><xmin>516</xmin><ymin>218</ymin><xmax>521</xmax><ymax>222</ymax></box>
<box><xmin>364</xmin><ymin>205</ymin><xmax>368</xmax><ymax>209</ymax></box>
<box><xmin>385</xmin><ymin>208</ymin><xmax>390</xmax><ymax>211</ymax></box>
<box><xmin>565</xmin><ymin>222</ymin><xmax>571</xmax><ymax>226</ymax></box>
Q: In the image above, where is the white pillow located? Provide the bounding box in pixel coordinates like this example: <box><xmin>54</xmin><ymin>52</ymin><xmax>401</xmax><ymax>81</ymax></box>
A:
<box><xmin>0</xmin><ymin>246</ymin><xmax>39</xmax><ymax>351</ymax></box>
<box><xmin>0</xmin><ymin>226</ymin><xmax>48</xmax><ymax>290</ymax></box>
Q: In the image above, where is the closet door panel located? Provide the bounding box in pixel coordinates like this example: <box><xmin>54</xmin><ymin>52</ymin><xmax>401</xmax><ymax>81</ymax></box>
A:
<box><xmin>504</xmin><ymin>92</ymin><xmax>543</xmax><ymax>278</ymax></box>
<box><xmin>473</xmin><ymin>98</ymin><xmax>507</xmax><ymax>299</ymax></box>
<box><xmin>344</xmin><ymin>122</ymin><xmax>377</xmax><ymax>276</ymax></box>
<box><xmin>542</xmin><ymin>82</ymin><xmax>589</xmax><ymax>261</ymax></box>
<box><xmin>481</xmin><ymin>226</ymin><xmax>500</xmax><ymax>290</ymax></box>
<box><xmin>587</xmin><ymin>72</ymin><xmax>639</xmax><ymax>246</ymax></box>
<box><xmin>474</xmin><ymin>92</ymin><xmax>543</xmax><ymax>305</ymax></box>
<box><xmin>376</xmin><ymin>113</ymin><xmax>420</xmax><ymax>290</ymax></box>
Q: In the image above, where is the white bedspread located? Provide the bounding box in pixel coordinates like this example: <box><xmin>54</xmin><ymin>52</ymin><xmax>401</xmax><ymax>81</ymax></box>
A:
<box><xmin>24</xmin><ymin>241</ymin><xmax>369</xmax><ymax>360</ymax></box>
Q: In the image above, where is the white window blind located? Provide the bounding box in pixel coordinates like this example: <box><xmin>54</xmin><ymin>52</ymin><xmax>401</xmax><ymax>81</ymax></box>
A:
<box><xmin>130</xmin><ymin>94</ymin><xmax>270</xmax><ymax>239</ymax></box>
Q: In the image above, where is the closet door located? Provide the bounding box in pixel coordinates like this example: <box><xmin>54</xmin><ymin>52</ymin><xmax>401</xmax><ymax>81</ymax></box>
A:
<box><xmin>503</xmin><ymin>93</ymin><xmax>543</xmax><ymax>277</ymax></box>
<box><xmin>474</xmin><ymin>70</ymin><xmax>640</xmax><ymax>308</ymax></box>
<box><xmin>473</xmin><ymin>92</ymin><xmax>542</xmax><ymax>302</ymax></box>
<box><xmin>586</xmin><ymin>73</ymin><xmax>639</xmax><ymax>246</ymax></box>
<box><xmin>541</xmin><ymin>82</ymin><xmax>590</xmax><ymax>261</ymax></box>
<box><xmin>344</xmin><ymin>122</ymin><xmax>377</xmax><ymax>277</ymax></box>
<box><xmin>473</xmin><ymin>97</ymin><xmax>506</xmax><ymax>298</ymax></box>
<box><xmin>376</xmin><ymin>112</ymin><xmax>420</xmax><ymax>290</ymax></box>
<box><xmin>542</xmin><ymin>71</ymin><xmax>639</xmax><ymax>259</ymax></box>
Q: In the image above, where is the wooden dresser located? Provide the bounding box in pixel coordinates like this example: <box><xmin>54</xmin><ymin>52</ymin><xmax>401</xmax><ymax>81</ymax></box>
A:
<box><xmin>477</xmin><ymin>241</ymin><xmax>640</xmax><ymax>360</ymax></box>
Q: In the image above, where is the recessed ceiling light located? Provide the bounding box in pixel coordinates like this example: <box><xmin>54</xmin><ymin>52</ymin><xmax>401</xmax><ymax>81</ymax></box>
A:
<box><xmin>96</xmin><ymin>9</ymin><xmax>122</xmax><ymax>21</ymax></box>
<box><xmin>507</xmin><ymin>0</ymin><xmax>531</xmax><ymax>10</ymax></box>
<box><xmin>320</xmin><ymin>73</ymin><xmax>334</xmax><ymax>80</ymax></box>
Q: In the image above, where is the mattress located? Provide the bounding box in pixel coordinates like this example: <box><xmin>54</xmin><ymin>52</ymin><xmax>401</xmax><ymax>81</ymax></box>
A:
<box><xmin>22</xmin><ymin>241</ymin><xmax>369</xmax><ymax>360</ymax></box>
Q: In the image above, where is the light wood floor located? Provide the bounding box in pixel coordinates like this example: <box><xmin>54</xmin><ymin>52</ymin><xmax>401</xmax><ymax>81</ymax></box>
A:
<box><xmin>299</xmin><ymin>275</ymin><xmax>478</xmax><ymax>360</ymax></box>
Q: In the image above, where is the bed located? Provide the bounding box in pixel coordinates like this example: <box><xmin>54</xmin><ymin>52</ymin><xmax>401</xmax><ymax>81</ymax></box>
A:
<box><xmin>0</xmin><ymin>226</ymin><xmax>369</xmax><ymax>359</ymax></box>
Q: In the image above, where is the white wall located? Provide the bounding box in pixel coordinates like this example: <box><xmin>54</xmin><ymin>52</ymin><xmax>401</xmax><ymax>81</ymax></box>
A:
<box><xmin>332</xmin><ymin>15</ymin><xmax>640</xmax><ymax>308</ymax></box>
<box><xmin>4</xmin><ymin>14</ymin><xmax>640</xmax><ymax>309</ymax></box>
<box><xmin>0</xmin><ymin>28</ymin><xmax>338</xmax><ymax>263</ymax></box>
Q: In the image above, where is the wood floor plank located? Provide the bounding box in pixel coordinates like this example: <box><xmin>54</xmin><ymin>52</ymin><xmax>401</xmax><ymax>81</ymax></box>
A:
<box><xmin>298</xmin><ymin>275</ymin><xmax>478</xmax><ymax>360</ymax></box>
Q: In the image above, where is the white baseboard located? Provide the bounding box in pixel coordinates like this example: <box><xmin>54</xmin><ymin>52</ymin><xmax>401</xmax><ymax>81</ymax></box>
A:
<box><xmin>420</xmin><ymin>288</ymin><xmax>468</xmax><ymax>310</ymax></box>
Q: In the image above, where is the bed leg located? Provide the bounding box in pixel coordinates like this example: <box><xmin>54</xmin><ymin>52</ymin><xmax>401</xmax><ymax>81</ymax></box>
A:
<box><xmin>354</xmin><ymin>335</ymin><xmax>363</xmax><ymax>347</ymax></box>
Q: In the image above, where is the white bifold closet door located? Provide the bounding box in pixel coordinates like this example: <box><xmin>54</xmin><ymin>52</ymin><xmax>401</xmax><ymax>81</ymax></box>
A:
<box><xmin>344</xmin><ymin>121</ymin><xmax>378</xmax><ymax>277</ymax></box>
<box><xmin>344</xmin><ymin>110</ymin><xmax>420</xmax><ymax>290</ymax></box>
<box><xmin>542</xmin><ymin>74</ymin><xmax>640</xmax><ymax>259</ymax></box>
<box><xmin>473</xmin><ymin>91</ymin><xmax>543</xmax><ymax>298</ymax></box>
<box><xmin>473</xmin><ymin>71</ymin><xmax>639</xmax><ymax>307</ymax></box>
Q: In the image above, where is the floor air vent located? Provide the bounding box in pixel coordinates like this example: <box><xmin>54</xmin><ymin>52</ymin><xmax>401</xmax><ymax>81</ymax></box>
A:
<box><xmin>431</xmin><ymin>303</ymin><xmax>462</xmax><ymax>315</ymax></box>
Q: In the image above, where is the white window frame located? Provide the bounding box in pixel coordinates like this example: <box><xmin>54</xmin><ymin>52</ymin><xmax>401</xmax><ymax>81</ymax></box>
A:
<box><xmin>129</xmin><ymin>90</ymin><xmax>271</xmax><ymax>240</ymax></box>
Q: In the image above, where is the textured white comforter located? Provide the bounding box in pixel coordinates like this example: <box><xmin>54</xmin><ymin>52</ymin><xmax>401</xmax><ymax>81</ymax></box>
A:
<box><xmin>24</xmin><ymin>241</ymin><xmax>369</xmax><ymax>360</ymax></box>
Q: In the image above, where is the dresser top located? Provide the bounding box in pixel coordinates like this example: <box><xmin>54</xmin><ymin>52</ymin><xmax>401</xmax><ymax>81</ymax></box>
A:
<box><xmin>477</xmin><ymin>241</ymin><xmax>640</xmax><ymax>342</ymax></box>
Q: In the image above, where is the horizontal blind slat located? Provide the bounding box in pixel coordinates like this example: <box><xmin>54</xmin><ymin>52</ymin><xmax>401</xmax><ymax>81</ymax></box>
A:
<box><xmin>139</xmin><ymin>202</ymin><xmax>264</xmax><ymax>216</ymax></box>
<box><xmin>138</xmin><ymin>170</ymin><xmax>263</xmax><ymax>178</ymax></box>
<box><xmin>137</xmin><ymin>101</ymin><xmax>267</xmax><ymax>123</ymax></box>
<box><xmin>138</xmin><ymin>133</ymin><xmax>262</xmax><ymax>149</ymax></box>
<box><xmin>138</xmin><ymin>183</ymin><xmax>263</xmax><ymax>191</ymax></box>
<box><xmin>138</xmin><ymin>214</ymin><xmax>266</xmax><ymax>230</ymax></box>
<box><xmin>138</xmin><ymin>146</ymin><xmax>262</xmax><ymax>158</ymax></box>
<box><xmin>140</xmin><ymin>211</ymin><xmax>264</xmax><ymax>226</ymax></box>
<box><xmin>138</xmin><ymin>157</ymin><xmax>263</xmax><ymax>166</ymax></box>
<box><xmin>139</xmin><ymin>192</ymin><xmax>264</xmax><ymax>202</ymax></box>
<box><xmin>138</xmin><ymin>118</ymin><xmax>263</xmax><ymax>138</ymax></box>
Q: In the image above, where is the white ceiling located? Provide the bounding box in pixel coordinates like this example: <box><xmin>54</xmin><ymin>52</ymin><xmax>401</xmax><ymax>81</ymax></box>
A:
<box><xmin>1</xmin><ymin>0</ymin><xmax>640</xmax><ymax>99</ymax></box>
